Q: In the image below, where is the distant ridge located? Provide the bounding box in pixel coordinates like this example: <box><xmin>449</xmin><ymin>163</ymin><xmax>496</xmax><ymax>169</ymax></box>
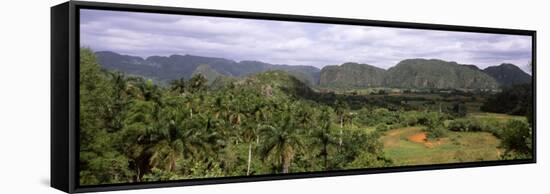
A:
<box><xmin>319</xmin><ymin>62</ymin><xmax>386</xmax><ymax>88</ymax></box>
<box><xmin>384</xmin><ymin>59</ymin><xmax>499</xmax><ymax>89</ymax></box>
<box><xmin>94</xmin><ymin>51</ymin><xmax>530</xmax><ymax>89</ymax></box>
<box><xmin>95</xmin><ymin>51</ymin><xmax>320</xmax><ymax>85</ymax></box>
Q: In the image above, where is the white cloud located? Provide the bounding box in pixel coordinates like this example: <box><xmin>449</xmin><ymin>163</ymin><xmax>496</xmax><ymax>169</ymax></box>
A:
<box><xmin>80</xmin><ymin>9</ymin><xmax>533</xmax><ymax>72</ymax></box>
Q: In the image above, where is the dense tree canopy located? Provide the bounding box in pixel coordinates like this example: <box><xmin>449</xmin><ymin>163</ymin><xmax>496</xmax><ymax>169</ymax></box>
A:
<box><xmin>79</xmin><ymin>48</ymin><xmax>393</xmax><ymax>184</ymax></box>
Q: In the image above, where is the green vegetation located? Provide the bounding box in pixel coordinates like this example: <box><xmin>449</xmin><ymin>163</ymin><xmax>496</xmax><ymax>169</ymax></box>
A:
<box><xmin>423</xmin><ymin>112</ymin><xmax>447</xmax><ymax>140</ymax></box>
<box><xmin>80</xmin><ymin>48</ymin><xmax>389</xmax><ymax>185</ymax></box>
<box><xmin>483</xmin><ymin>63</ymin><xmax>532</xmax><ymax>87</ymax></box>
<box><xmin>81</xmin><ymin>48</ymin><xmax>533</xmax><ymax>185</ymax></box>
<box><xmin>319</xmin><ymin>62</ymin><xmax>386</xmax><ymax>88</ymax></box>
<box><xmin>481</xmin><ymin>84</ymin><xmax>533</xmax><ymax>116</ymax></box>
<box><xmin>499</xmin><ymin>120</ymin><xmax>533</xmax><ymax>159</ymax></box>
<box><xmin>319</xmin><ymin>59</ymin><xmax>501</xmax><ymax>90</ymax></box>
<box><xmin>380</xmin><ymin>127</ymin><xmax>501</xmax><ymax>165</ymax></box>
<box><xmin>95</xmin><ymin>51</ymin><xmax>321</xmax><ymax>86</ymax></box>
<box><xmin>385</xmin><ymin>59</ymin><xmax>499</xmax><ymax>89</ymax></box>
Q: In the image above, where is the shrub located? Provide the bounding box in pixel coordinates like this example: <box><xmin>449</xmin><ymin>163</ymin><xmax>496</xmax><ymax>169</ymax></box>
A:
<box><xmin>375</xmin><ymin>123</ymin><xmax>390</xmax><ymax>132</ymax></box>
<box><xmin>331</xmin><ymin>130</ymin><xmax>386</xmax><ymax>169</ymax></box>
<box><xmin>347</xmin><ymin>152</ymin><xmax>393</xmax><ymax>169</ymax></box>
<box><xmin>357</xmin><ymin>108</ymin><xmax>400</xmax><ymax>126</ymax></box>
<box><xmin>447</xmin><ymin>118</ymin><xmax>483</xmax><ymax>132</ymax></box>
<box><xmin>446</xmin><ymin>102</ymin><xmax>468</xmax><ymax>118</ymax></box>
<box><xmin>469</xmin><ymin>119</ymin><xmax>483</xmax><ymax>132</ymax></box>
<box><xmin>400</xmin><ymin>111</ymin><xmax>419</xmax><ymax>126</ymax></box>
<box><xmin>448</xmin><ymin>119</ymin><xmax>468</xmax><ymax>132</ymax></box>
<box><xmin>426</xmin><ymin>126</ymin><xmax>447</xmax><ymax>139</ymax></box>
<box><xmin>477</xmin><ymin>119</ymin><xmax>505</xmax><ymax>138</ymax></box>
<box><xmin>499</xmin><ymin>120</ymin><xmax>532</xmax><ymax>159</ymax></box>
<box><xmin>423</xmin><ymin>112</ymin><xmax>447</xmax><ymax>139</ymax></box>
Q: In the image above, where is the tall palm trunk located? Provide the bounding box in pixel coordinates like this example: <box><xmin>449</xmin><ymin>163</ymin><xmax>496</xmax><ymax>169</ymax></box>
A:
<box><xmin>339</xmin><ymin>115</ymin><xmax>343</xmax><ymax>147</ymax></box>
<box><xmin>247</xmin><ymin>143</ymin><xmax>252</xmax><ymax>176</ymax></box>
<box><xmin>323</xmin><ymin>143</ymin><xmax>328</xmax><ymax>170</ymax></box>
<box><xmin>282</xmin><ymin>158</ymin><xmax>290</xmax><ymax>174</ymax></box>
<box><xmin>135</xmin><ymin>168</ymin><xmax>141</xmax><ymax>182</ymax></box>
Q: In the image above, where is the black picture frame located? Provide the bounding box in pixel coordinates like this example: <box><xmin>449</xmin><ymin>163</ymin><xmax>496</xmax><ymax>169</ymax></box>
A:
<box><xmin>51</xmin><ymin>1</ymin><xmax>537</xmax><ymax>193</ymax></box>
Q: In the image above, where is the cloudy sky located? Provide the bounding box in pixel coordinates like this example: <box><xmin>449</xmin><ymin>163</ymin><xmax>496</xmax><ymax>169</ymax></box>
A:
<box><xmin>80</xmin><ymin>9</ymin><xmax>532</xmax><ymax>72</ymax></box>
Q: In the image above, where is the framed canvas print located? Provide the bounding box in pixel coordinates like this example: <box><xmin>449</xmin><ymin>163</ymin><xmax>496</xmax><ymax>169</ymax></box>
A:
<box><xmin>51</xmin><ymin>1</ymin><xmax>536</xmax><ymax>193</ymax></box>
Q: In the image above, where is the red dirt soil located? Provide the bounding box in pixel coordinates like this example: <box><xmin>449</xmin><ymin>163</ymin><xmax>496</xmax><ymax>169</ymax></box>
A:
<box><xmin>408</xmin><ymin>132</ymin><xmax>427</xmax><ymax>143</ymax></box>
<box><xmin>408</xmin><ymin>132</ymin><xmax>442</xmax><ymax>148</ymax></box>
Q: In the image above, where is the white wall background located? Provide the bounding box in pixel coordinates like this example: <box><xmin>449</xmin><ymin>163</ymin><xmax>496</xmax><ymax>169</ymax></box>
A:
<box><xmin>0</xmin><ymin>0</ymin><xmax>547</xmax><ymax>193</ymax></box>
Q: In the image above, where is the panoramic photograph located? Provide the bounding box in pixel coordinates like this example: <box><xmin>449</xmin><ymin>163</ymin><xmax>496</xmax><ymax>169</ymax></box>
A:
<box><xmin>78</xmin><ymin>9</ymin><xmax>533</xmax><ymax>185</ymax></box>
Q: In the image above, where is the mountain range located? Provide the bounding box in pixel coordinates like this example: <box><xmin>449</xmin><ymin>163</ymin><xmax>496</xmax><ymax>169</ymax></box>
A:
<box><xmin>94</xmin><ymin>51</ymin><xmax>531</xmax><ymax>90</ymax></box>
<box><xmin>95</xmin><ymin>51</ymin><xmax>320</xmax><ymax>85</ymax></box>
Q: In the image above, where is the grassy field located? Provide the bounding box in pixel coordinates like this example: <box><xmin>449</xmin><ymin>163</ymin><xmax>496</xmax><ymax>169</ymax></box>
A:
<box><xmin>380</xmin><ymin>126</ymin><xmax>502</xmax><ymax>166</ymax></box>
<box><xmin>313</xmin><ymin>86</ymin><xmax>531</xmax><ymax>167</ymax></box>
<box><xmin>339</xmin><ymin>88</ymin><xmax>527</xmax><ymax>167</ymax></box>
<box><xmin>469</xmin><ymin>112</ymin><xmax>526</xmax><ymax>122</ymax></box>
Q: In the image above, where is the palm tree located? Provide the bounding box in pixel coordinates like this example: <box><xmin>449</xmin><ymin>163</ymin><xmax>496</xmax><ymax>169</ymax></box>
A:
<box><xmin>241</xmin><ymin>124</ymin><xmax>257</xmax><ymax>175</ymax></box>
<box><xmin>147</xmin><ymin>96</ymin><xmax>189</xmax><ymax>172</ymax></box>
<box><xmin>224</xmin><ymin>91</ymin><xmax>259</xmax><ymax>175</ymax></box>
<box><xmin>181</xmin><ymin>111</ymin><xmax>219</xmax><ymax>159</ymax></box>
<box><xmin>334</xmin><ymin>99</ymin><xmax>349</xmax><ymax>147</ymax></box>
<box><xmin>148</xmin><ymin>138</ymin><xmax>184</xmax><ymax>172</ymax></box>
<box><xmin>169</xmin><ymin>77</ymin><xmax>186</xmax><ymax>95</ymax></box>
<box><xmin>105</xmin><ymin>71</ymin><xmax>129</xmax><ymax>131</ymax></box>
<box><xmin>226</xmin><ymin>91</ymin><xmax>251</xmax><ymax>145</ymax></box>
<box><xmin>119</xmin><ymin>99</ymin><xmax>157</xmax><ymax>182</ymax></box>
<box><xmin>147</xmin><ymin>112</ymin><xmax>215</xmax><ymax>174</ymax></box>
<box><xmin>344</xmin><ymin>112</ymin><xmax>356</xmax><ymax>128</ymax></box>
<box><xmin>188</xmin><ymin>74</ymin><xmax>208</xmax><ymax>93</ymax></box>
<box><xmin>311</xmin><ymin>107</ymin><xmax>337</xmax><ymax>170</ymax></box>
<box><xmin>211</xmin><ymin>96</ymin><xmax>225</xmax><ymax>119</ymax></box>
<box><xmin>294</xmin><ymin>102</ymin><xmax>314</xmax><ymax>130</ymax></box>
<box><xmin>184</xmin><ymin>92</ymin><xmax>204</xmax><ymax>119</ymax></box>
<box><xmin>126</xmin><ymin>94</ymin><xmax>211</xmax><ymax>179</ymax></box>
<box><xmin>139</xmin><ymin>79</ymin><xmax>162</xmax><ymax>103</ymax></box>
<box><xmin>109</xmin><ymin>71</ymin><xmax>129</xmax><ymax>98</ymax></box>
<box><xmin>258</xmin><ymin>109</ymin><xmax>304</xmax><ymax>173</ymax></box>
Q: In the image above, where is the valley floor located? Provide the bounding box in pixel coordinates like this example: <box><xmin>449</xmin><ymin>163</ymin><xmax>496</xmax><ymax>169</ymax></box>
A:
<box><xmin>380</xmin><ymin>126</ymin><xmax>501</xmax><ymax>166</ymax></box>
<box><xmin>374</xmin><ymin>112</ymin><xmax>525</xmax><ymax>166</ymax></box>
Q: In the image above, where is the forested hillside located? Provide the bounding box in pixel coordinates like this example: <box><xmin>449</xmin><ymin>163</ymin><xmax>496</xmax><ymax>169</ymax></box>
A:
<box><xmin>384</xmin><ymin>59</ymin><xmax>499</xmax><ymax>89</ymax></box>
<box><xmin>319</xmin><ymin>62</ymin><xmax>386</xmax><ymax>88</ymax></box>
<box><xmin>483</xmin><ymin>63</ymin><xmax>532</xmax><ymax>87</ymax></box>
